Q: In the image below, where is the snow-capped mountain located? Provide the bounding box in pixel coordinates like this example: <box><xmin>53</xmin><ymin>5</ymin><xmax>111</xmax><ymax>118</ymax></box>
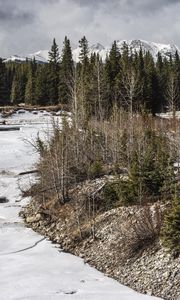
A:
<box><xmin>116</xmin><ymin>39</ymin><xmax>180</xmax><ymax>60</ymax></box>
<box><xmin>4</xmin><ymin>39</ymin><xmax>180</xmax><ymax>64</ymax></box>
<box><xmin>4</xmin><ymin>50</ymin><xmax>49</xmax><ymax>64</ymax></box>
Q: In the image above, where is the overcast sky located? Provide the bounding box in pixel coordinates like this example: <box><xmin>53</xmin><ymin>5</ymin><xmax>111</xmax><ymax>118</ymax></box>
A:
<box><xmin>0</xmin><ymin>0</ymin><xmax>180</xmax><ymax>57</ymax></box>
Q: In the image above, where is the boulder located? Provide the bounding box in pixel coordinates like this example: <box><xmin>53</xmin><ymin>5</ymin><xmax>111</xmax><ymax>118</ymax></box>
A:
<box><xmin>0</xmin><ymin>197</ymin><xmax>9</xmax><ymax>203</ymax></box>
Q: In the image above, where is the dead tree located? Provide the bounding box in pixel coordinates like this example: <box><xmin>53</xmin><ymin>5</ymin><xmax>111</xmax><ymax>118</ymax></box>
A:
<box><xmin>165</xmin><ymin>73</ymin><xmax>179</xmax><ymax>120</ymax></box>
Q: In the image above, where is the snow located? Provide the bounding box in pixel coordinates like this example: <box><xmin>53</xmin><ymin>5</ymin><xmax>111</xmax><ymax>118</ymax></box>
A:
<box><xmin>28</xmin><ymin>50</ymin><xmax>49</xmax><ymax>63</ymax></box>
<box><xmin>4</xmin><ymin>39</ymin><xmax>180</xmax><ymax>64</ymax></box>
<box><xmin>0</xmin><ymin>111</ymin><xmax>163</xmax><ymax>300</ymax></box>
<box><xmin>4</xmin><ymin>50</ymin><xmax>49</xmax><ymax>64</ymax></box>
<box><xmin>156</xmin><ymin>111</ymin><xmax>180</xmax><ymax>120</ymax></box>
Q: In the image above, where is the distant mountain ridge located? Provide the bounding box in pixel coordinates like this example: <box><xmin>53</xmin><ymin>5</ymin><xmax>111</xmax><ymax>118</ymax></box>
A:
<box><xmin>4</xmin><ymin>39</ymin><xmax>180</xmax><ymax>63</ymax></box>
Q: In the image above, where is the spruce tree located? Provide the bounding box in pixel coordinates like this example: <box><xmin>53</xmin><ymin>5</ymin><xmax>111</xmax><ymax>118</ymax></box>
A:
<box><xmin>117</xmin><ymin>130</ymin><xmax>174</xmax><ymax>204</ymax></box>
<box><xmin>88</xmin><ymin>53</ymin><xmax>104</xmax><ymax>118</ymax></box>
<box><xmin>0</xmin><ymin>58</ymin><xmax>8</xmax><ymax>104</ymax></box>
<box><xmin>48</xmin><ymin>38</ymin><xmax>60</xmax><ymax>64</ymax></box>
<box><xmin>174</xmin><ymin>51</ymin><xmax>180</xmax><ymax>110</ymax></box>
<box><xmin>59</xmin><ymin>36</ymin><xmax>74</xmax><ymax>105</ymax></box>
<box><xmin>108</xmin><ymin>41</ymin><xmax>121</xmax><ymax>106</ymax></box>
<box><xmin>162</xmin><ymin>197</ymin><xmax>180</xmax><ymax>256</ymax></box>
<box><xmin>156</xmin><ymin>52</ymin><xmax>166</xmax><ymax>112</ymax></box>
<box><xmin>25</xmin><ymin>60</ymin><xmax>37</xmax><ymax>105</ymax></box>
<box><xmin>144</xmin><ymin>51</ymin><xmax>158</xmax><ymax>114</ymax></box>
<box><xmin>35</xmin><ymin>64</ymin><xmax>49</xmax><ymax>105</ymax></box>
<box><xmin>48</xmin><ymin>38</ymin><xmax>60</xmax><ymax>104</ymax></box>
<box><xmin>79</xmin><ymin>36</ymin><xmax>89</xmax><ymax>66</ymax></box>
<box><xmin>77</xmin><ymin>36</ymin><xmax>92</xmax><ymax>119</ymax></box>
<box><xmin>10</xmin><ymin>69</ymin><xmax>26</xmax><ymax>104</ymax></box>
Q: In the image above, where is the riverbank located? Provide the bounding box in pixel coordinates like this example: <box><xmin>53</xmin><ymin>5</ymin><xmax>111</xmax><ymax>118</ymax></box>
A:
<box><xmin>20</xmin><ymin>177</ymin><xmax>180</xmax><ymax>300</ymax></box>
<box><xmin>0</xmin><ymin>104</ymin><xmax>69</xmax><ymax>117</ymax></box>
<box><xmin>0</xmin><ymin>110</ymin><xmax>162</xmax><ymax>300</ymax></box>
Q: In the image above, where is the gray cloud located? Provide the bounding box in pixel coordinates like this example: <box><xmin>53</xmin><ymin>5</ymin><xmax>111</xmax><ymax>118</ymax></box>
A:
<box><xmin>0</xmin><ymin>9</ymin><xmax>34</xmax><ymax>25</ymax></box>
<box><xmin>0</xmin><ymin>0</ymin><xmax>180</xmax><ymax>57</ymax></box>
<box><xmin>71</xmin><ymin>0</ymin><xmax>180</xmax><ymax>11</ymax></box>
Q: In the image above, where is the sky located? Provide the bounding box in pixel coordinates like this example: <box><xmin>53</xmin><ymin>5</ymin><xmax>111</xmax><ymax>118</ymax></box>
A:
<box><xmin>0</xmin><ymin>0</ymin><xmax>180</xmax><ymax>57</ymax></box>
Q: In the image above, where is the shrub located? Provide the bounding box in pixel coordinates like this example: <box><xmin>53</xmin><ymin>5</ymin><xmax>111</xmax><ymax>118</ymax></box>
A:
<box><xmin>102</xmin><ymin>182</ymin><xmax>120</xmax><ymax>209</ymax></box>
<box><xmin>124</xmin><ymin>204</ymin><xmax>163</xmax><ymax>257</ymax></box>
<box><xmin>162</xmin><ymin>197</ymin><xmax>180</xmax><ymax>257</ymax></box>
<box><xmin>118</xmin><ymin>131</ymin><xmax>174</xmax><ymax>205</ymax></box>
<box><xmin>88</xmin><ymin>160</ymin><xmax>103</xmax><ymax>179</ymax></box>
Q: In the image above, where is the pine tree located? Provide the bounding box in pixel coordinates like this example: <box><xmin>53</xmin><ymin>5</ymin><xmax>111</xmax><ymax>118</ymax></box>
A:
<box><xmin>162</xmin><ymin>197</ymin><xmax>180</xmax><ymax>256</ymax></box>
<box><xmin>10</xmin><ymin>67</ymin><xmax>26</xmax><ymax>104</ymax></box>
<box><xmin>156</xmin><ymin>52</ymin><xmax>166</xmax><ymax>112</ymax></box>
<box><xmin>117</xmin><ymin>130</ymin><xmax>174</xmax><ymax>204</ymax></box>
<box><xmin>77</xmin><ymin>36</ymin><xmax>92</xmax><ymax>120</ymax></box>
<box><xmin>48</xmin><ymin>38</ymin><xmax>60</xmax><ymax>104</ymax></box>
<box><xmin>107</xmin><ymin>41</ymin><xmax>121</xmax><ymax>106</ymax></box>
<box><xmin>48</xmin><ymin>38</ymin><xmax>60</xmax><ymax>65</ymax></box>
<box><xmin>25</xmin><ymin>60</ymin><xmax>37</xmax><ymax>105</ymax></box>
<box><xmin>88</xmin><ymin>53</ymin><xmax>104</xmax><ymax>118</ymax></box>
<box><xmin>5</xmin><ymin>65</ymin><xmax>14</xmax><ymax>103</ymax></box>
<box><xmin>59</xmin><ymin>36</ymin><xmax>74</xmax><ymax>105</ymax></box>
<box><xmin>0</xmin><ymin>58</ymin><xmax>8</xmax><ymax>104</ymax></box>
<box><xmin>173</xmin><ymin>51</ymin><xmax>180</xmax><ymax>110</ymax></box>
<box><xmin>35</xmin><ymin>64</ymin><xmax>49</xmax><ymax>105</ymax></box>
<box><xmin>144</xmin><ymin>51</ymin><xmax>158</xmax><ymax>114</ymax></box>
<box><xmin>79</xmin><ymin>36</ymin><xmax>89</xmax><ymax>66</ymax></box>
<box><xmin>109</xmin><ymin>41</ymin><xmax>121</xmax><ymax>79</ymax></box>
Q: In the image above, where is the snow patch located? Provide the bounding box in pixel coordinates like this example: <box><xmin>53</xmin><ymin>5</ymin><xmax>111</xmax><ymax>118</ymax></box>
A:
<box><xmin>0</xmin><ymin>112</ymin><xmax>162</xmax><ymax>300</ymax></box>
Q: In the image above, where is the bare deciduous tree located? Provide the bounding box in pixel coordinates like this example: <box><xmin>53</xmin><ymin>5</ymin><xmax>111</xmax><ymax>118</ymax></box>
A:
<box><xmin>165</xmin><ymin>72</ymin><xmax>179</xmax><ymax>119</ymax></box>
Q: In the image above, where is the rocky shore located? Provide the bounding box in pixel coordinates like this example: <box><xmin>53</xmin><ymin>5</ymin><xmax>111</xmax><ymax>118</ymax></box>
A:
<box><xmin>20</xmin><ymin>196</ymin><xmax>180</xmax><ymax>300</ymax></box>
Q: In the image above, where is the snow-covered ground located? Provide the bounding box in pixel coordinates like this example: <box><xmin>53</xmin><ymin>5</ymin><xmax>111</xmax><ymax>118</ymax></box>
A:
<box><xmin>0</xmin><ymin>111</ymin><xmax>162</xmax><ymax>300</ymax></box>
<box><xmin>156</xmin><ymin>111</ymin><xmax>180</xmax><ymax>120</ymax></box>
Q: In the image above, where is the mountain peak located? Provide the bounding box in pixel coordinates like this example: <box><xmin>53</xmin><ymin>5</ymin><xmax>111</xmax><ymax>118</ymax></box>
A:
<box><xmin>90</xmin><ymin>43</ymin><xmax>105</xmax><ymax>51</ymax></box>
<box><xmin>4</xmin><ymin>39</ymin><xmax>180</xmax><ymax>64</ymax></box>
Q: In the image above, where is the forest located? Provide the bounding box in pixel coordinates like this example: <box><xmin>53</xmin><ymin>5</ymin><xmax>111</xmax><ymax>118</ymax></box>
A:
<box><xmin>0</xmin><ymin>36</ymin><xmax>180</xmax><ymax>117</ymax></box>
<box><xmin>1</xmin><ymin>36</ymin><xmax>179</xmax><ymax>256</ymax></box>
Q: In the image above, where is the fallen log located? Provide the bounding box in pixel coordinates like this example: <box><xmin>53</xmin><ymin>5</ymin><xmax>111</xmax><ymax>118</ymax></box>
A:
<box><xmin>0</xmin><ymin>126</ymin><xmax>20</xmax><ymax>131</ymax></box>
<box><xmin>18</xmin><ymin>170</ymin><xmax>39</xmax><ymax>176</ymax></box>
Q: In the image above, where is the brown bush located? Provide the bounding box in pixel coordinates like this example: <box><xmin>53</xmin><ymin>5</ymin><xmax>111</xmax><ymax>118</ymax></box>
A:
<box><xmin>123</xmin><ymin>204</ymin><xmax>163</xmax><ymax>257</ymax></box>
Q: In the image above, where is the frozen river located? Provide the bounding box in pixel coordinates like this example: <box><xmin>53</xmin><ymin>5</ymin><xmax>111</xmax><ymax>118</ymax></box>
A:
<box><xmin>0</xmin><ymin>110</ymin><xmax>162</xmax><ymax>300</ymax></box>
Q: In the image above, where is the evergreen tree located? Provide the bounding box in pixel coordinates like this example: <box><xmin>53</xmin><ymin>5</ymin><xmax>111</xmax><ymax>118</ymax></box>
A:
<box><xmin>88</xmin><ymin>53</ymin><xmax>104</xmax><ymax>118</ymax></box>
<box><xmin>117</xmin><ymin>130</ymin><xmax>174</xmax><ymax>204</ymax></box>
<box><xmin>107</xmin><ymin>41</ymin><xmax>121</xmax><ymax>106</ymax></box>
<box><xmin>1</xmin><ymin>36</ymin><xmax>180</xmax><ymax>116</ymax></box>
<box><xmin>10</xmin><ymin>68</ymin><xmax>26</xmax><ymax>104</ymax></box>
<box><xmin>174</xmin><ymin>51</ymin><xmax>180</xmax><ymax>110</ymax></box>
<box><xmin>162</xmin><ymin>197</ymin><xmax>180</xmax><ymax>256</ymax></box>
<box><xmin>5</xmin><ymin>65</ymin><xmax>14</xmax><ymax>103</ymax></box>
<box><xmin>59</xmin><ymin>36</ymin><xmax>74</xmax><ymax>105</ymax></box>
<box><xmin>77</xmin><ymin>36</ymin><xmax>92</xmax><ymax>119</ymax></box>
<box><xmin>0</xmin><ymin>58</ymin><xmax>8</xmax><ymax>104</ymax></box>
<box><xmin>144</xmin><ymin>51</ymin><xmax>158</xmax><ymax>114</ymax></box>
<box><xmin>79</xmin><ymin>36</ymin><xmax>89</xmax><ymax>66</ymax></box>
<box><xmin>25</xmin><ymin>60</ymin><xmax>37</xmax><ymax>105</ymax></box>
<box><xmin>35</xmin><ymin>64</ymin><xmax>49</xmax><ymax>105</ymax></box>
<box><xmin>48</xmin><ymin>38</ymin><xmax>60</xmax><ymax>64</ymax></box>
<box><xmin>156</xmin><ymin>52</ymin><xmax>166</xmax><ymax>112</ymax></box>
<box><xmin>48</xmin><ymin>38</ymin><xmax>60</xmax><ymax>104</ymax></box>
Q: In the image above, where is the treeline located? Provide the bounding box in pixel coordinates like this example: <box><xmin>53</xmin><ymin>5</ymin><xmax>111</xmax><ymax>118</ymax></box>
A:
<box><xmin>34</xmin><ymin>109</ymin><xmax>180</xmax><ymax>255</ymax></box>
<box><xmin>0</xmin><ymin>36</ymin><xmax>180</xmax><ymax>115</ymax></box>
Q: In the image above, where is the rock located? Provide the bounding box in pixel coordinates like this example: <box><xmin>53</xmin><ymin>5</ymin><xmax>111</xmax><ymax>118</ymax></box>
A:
<box><xmin>0</xmin><ymin>197</ymin><xmax>9</xmax><ymax>203</ymax></box>
<box><xmin>26</xmin><ymin>216</ymin><xmax>35</xmax><ymax>223</ymax></box>
<box><xmin>20</xmin><ymin>193</ymin><xmax>180</xmax><ymax>300</ymax></box>
<box><xmin>35</xmin><ymin>213</ymin><xmax>42</xmax><ymax>221</ymax></box>
<box><xmin>26</xmin><ymin>213</ymin><xmax>42</xmax><ymax>223</ymax></box>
